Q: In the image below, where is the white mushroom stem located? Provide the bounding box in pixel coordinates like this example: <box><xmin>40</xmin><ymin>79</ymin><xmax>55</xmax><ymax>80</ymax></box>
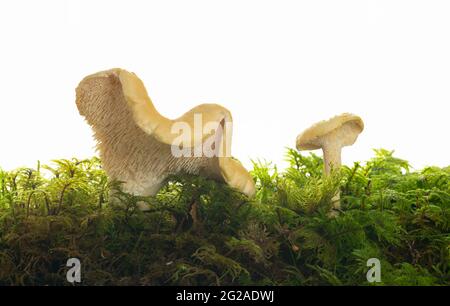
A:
<box><xmin>322</xmin><ymin>143</ymin><xmax>342</xmax><ymax>175</ymax></box>
<box><xmin>322</xmin><ymin>142</ymin><xmax>342</xmax><ymax>213</ymax></box>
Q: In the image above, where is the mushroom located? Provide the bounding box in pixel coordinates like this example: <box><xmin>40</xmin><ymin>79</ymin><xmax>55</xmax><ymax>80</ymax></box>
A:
<box><xmin>296</xmin><ymin>113</ymin><xmax>364</xmax><ymax>211</ymax></box>
<box><xmin>75</xmin><ymin>68</ymin><xmax>255</xmax><ymax>204</ymax></box>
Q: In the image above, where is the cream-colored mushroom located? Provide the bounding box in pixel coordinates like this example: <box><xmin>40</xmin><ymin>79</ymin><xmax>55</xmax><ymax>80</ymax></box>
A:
<box><xmin>296</xmin><ymin>113</ymin><xmax>364</xmax><ymax>211</ymax></box>
<box><xmin>75</xmin><ymin>68</ymin><xmax>255</xmax><ymax>202</ymax></box>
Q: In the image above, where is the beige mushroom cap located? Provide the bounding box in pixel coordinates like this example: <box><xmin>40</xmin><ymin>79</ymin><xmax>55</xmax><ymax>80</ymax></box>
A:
<box><xmin>296</xmin><ymin>113</ymin><xmax>364</xmax><ymax>151</ymax></box>
<box><xmin>76</xmin><ymin>68</ymin><xmax>255</xmax><ymax>198</ymax></box>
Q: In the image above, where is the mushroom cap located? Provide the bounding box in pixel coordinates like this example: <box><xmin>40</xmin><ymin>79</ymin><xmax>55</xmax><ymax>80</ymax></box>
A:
<box><xmin>296</xmin><ymin>113</ymin><xmax>364</xmax><ymax>150</ymax></box>
<box><xmin>118</xmin><ymin>69</ymin><xmax>233</xmax><ymax>149</ymax></box>
<box><xmin>218</xmin><ymin>157</ymin><xmax>256</xmax><ymax>197</ymax></box>
<box><xmin>76</xmin><ymin>68</ymin><xmax>255</xmax><ymax>198</ymax></box>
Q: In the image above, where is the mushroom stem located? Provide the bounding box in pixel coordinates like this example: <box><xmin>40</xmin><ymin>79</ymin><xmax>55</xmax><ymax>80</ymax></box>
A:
<box><xmin>322</xmin><ymin>144</ymin><xmax>342</xmax><ymax>213</ymax></box>
<box><xmin>322</xmin><ymin>144</ymin><xmax>342</xmax><ymax>175</ymax></box>
<box><xmin>190</xmin><ymin>201</ymin><xmax>202</xmax><ymax>233</ymax></box>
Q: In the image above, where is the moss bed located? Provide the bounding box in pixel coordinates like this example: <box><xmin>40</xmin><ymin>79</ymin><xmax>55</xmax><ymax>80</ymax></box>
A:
<box><xmin>0</xmin><ymin>149</ymin><xmax>448</xmax><ymax>285</ymax></box>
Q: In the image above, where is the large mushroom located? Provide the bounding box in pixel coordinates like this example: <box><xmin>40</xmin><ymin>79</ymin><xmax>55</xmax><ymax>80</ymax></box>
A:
<box><xmin>296</xmin><ymin>113</ymin><xmax>364</xmax><ymax>212</ymax></box>
<box><xmin>76</xmin><ymin>68</ymin><xmax>255</xmax><ymax>203</ymax></box>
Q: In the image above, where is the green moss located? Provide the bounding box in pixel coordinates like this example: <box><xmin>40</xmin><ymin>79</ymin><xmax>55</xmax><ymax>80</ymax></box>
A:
<box><xmin>0</xmin><ymin>149</ymin><xmax>448</xmax><ymax>285</ymax></box>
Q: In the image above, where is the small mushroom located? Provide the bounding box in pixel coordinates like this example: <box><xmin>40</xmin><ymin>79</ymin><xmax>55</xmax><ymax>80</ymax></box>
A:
<box><xmin>296</xmin><ymin>113</ymin><xmax>364</xmax><ymax>211</ymax></box>
<box><xmin>76</xmin><ymin>68</ymin><xmax>255</xmax><ymax>201</ymax></box>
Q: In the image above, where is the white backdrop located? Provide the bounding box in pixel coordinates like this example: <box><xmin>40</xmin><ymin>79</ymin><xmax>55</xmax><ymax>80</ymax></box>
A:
<box><xmin>0</xmin><ymin>0</ymin><xmax>449</xmax><ymax>170</ymax></box>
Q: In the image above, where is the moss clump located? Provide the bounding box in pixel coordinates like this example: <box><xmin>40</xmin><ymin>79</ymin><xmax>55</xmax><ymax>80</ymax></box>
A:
<box><xmin>0</xmin><ymin>149</ymin><xmax>448</xmax><ymax>285</ymax></box>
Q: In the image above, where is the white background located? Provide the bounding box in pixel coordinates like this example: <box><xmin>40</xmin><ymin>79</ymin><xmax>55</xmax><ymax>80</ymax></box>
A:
<box><xmin>0</xmin><ymin>0</ymin><xmax>449</xmax><ymax>171</ymax></box>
